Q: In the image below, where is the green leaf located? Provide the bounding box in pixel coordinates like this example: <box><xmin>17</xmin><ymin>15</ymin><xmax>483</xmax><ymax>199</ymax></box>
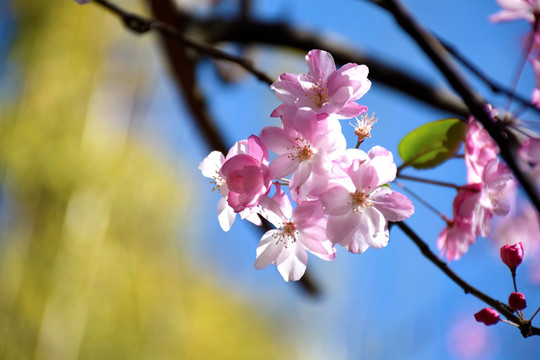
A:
<box><xmin>398</xmin><ymin>118</ymin><xmax>467</xmax><ymax>170</ymax></box>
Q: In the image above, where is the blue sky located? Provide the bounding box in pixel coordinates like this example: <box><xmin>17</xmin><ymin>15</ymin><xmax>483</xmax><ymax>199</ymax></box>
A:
<box><xmin>4</xmin><ymin>0</ymin><xmax>540</xmax><ymax>359</ymax></box>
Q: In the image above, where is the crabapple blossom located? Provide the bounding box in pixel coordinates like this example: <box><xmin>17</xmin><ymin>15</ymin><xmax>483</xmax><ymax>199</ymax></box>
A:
<box><xmin>465</xmin><ymin>118</ymin><xmax>499</xmax><ymax>184</ymax></box>
<box><xmin>259</xmin><ymin>108</ymin><xmax>346</xmax><ymax>193</ymax></box>
<box><xmin>439</xmin><ymin>159</ymin><xmax>513</xmax><ymax>261</ymax></box>
<box><xmin>474</xmin><ymin>308</ymin><xmax>500</xmax><ymax>326</ymax></box>
<box><xmin>490</xmin><ymin>0</ymin><xmax>540</xmax><ymax>24</ymax></box>
<box><xmin>508</xmin><ymin>292</ymin><xmax>527</xmax><ymax>311</ymax></box>
<box><xmin>320</xmin><ymin>147</ymin><xmax>414</xmax><ymax>253</ymax></box>
<box><xmin>271</xmin><ymin>49</ymin><xmax>371</xmax><ymax>119</ymax></box>
<box><xmin>220</xmin><ymin>135</ymin><xmax>272</xmax><ymax>213</ymax></box>
<box><xmin>254</xmin><ymin>183</ymin><xmax>335</xmax><ymax>281</ymax></box>
<box><xmin>438</xmin><ymin>184</ymin><xmax>481</xmax><ymax>261</ymax></box>
<box><xmin>199</xmin><ymin>137</ymin><xmax>270</xmax><ymax>230</ymax></box>
<box><xmin>500</xmin><ymin>242</ymin><xmax>524</xmax><ymax>270</ymax></box>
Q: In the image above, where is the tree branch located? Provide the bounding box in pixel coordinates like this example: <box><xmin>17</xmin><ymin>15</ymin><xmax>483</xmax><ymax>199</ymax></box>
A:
<box><xmin>395</xmin><ymin>221</ymin><xmax>539</xmax><ymax>337</ymax></box>
<box><xmin>438</xmin><ymin>37</ymin><xmax>540</xmax><ymax>116</ymax></box>
<box><xmin>93</xmin><ymin>0</ymin><xmax>274</xmax><ymax>85</ymax></box>
<box><xmin>189</xmin><ymin>17</ymin><xmax>470</xmax><ymax>117</ymax></box>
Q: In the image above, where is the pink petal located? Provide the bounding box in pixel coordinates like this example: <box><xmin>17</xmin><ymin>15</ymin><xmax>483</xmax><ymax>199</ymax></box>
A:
<box><xmin>326</xmin><ymin>212</ymin><xmax>363</xmax><ymax>247</ymax></box>
<box><xmin>368</xmin><ymin>146</ymin><xmax>397</xmax><ymax>185</ymax></box>
<box><xmin>306</xmin><ymin>49</ymin><xmax>336</xmax><ymax>81</ymax></box>
<box><xmin>349</xmin><ymin>162</ymin><xmax>379</xmax><ymax>191</ymax></box>
<box><xmin>290</xmin><ymin>161</ymin><xmax>313</xmax><ymax>189</ymax></box>
<box><xmin>320</xmin><ymin>185</ymin><xmax>353</xmax><ymax>216</ymax></box>
<box><xmin>370</xmin><ymin>187</ymin><xmax>414</xmax><ymax>222</ymax></box>
<box><xmin>259</xmin><ymin>126</ymin><xmax>295</xmax><ymax>155</ymax></box>
<box><xmin>301</xmin><ymin>234</ymin><xmax>336</xmax><ymax>261</ymax></box>
<box><xmin>292</xmin><ymin>200</ymin><xmax>325</xmax><ymax>226</ymax></box>
<box><xmin>336</xmin><ymin>102</ymin><xmax>368</xmax><ymax>118</ymax></box>
<box><xmin>247</xmin><ymin>135</ymin><xmax>268</xmax><ymax>164</ymax></box>
<box><xmin>271</xmin><ymin>73</ymin><xmax>306</xmax><ymax>104</ymax></box>
<box><xmin>269</xmin><ymin>153</ymin><xmax>300</xmax><ymax>179</ymax></box>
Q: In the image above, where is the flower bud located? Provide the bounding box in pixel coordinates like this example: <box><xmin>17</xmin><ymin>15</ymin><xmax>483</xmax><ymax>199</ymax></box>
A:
<box><xmin>508</xmin><ymin>292</ymin><xmax>527</xmax><ymax>311</ymax></box>
<box><xmin>474</xmin><ymin>308</ymin><xmax>500</xmax><ymax>326</ymax></box>
<box><xmin>500</xmin><ymin>242</ymin><xmax>524</xmax><ymax>270</ymax></box>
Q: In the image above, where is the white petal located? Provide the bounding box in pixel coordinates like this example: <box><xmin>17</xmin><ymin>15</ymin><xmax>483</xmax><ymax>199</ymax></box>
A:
<box><xmin>254</xmin><ymin>230</ymin><xmax>284</xmax><ymax>269</ymax></box>
<box><xmin>217</xmin><ymin>197</ymin><xmax>235</xmax><ymax>232</ymax></box>
<box><xmin>199</xmin><ymin>151</ymin><xmax>224</xmax><ymax>178</ymax></box>
<box><xmin>275</xmin><ymin>243</ymin><xmax>308</xmax><ymax>282</ymax></box>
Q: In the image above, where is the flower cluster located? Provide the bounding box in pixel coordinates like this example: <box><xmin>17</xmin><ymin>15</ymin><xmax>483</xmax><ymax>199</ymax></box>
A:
<box><xmin>200</xmin><ymin>49</ymin><xmax>414</xmax><ymax>281</ymax></box>
<box><xmin>438</xmin><ymin>110</ymin><xmax>515</xmax><ymax>261</ymax></box>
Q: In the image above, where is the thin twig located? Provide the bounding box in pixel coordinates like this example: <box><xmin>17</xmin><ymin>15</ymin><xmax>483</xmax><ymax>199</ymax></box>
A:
<box><xmin>394</xmin><ymin>181</ymin><xmax>449</xmax><ymax>221</ymax></box>
<box><xmin>395</xmin><ymin>221</ymin><xmax>540</xmax><ymax>337</ymax></box>
<box><xmin>397</xmin><ymin>174</ymin><xmax>461</xmax><ymax>190</ymax></box>
<box><xmin>93</xmin><ymin>0</ymin><xmax>274</xmax><ymax>84</ymax></box>
<box><xmin>438</xmin><ymin>37</ymin><xmax>540</xmax><ymax>115</ymax></box>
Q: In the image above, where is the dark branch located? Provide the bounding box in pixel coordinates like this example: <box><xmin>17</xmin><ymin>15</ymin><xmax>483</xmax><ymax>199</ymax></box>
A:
<box><xmin>438</xmin><ymin>37</ymin><xmax>540</xmax><ymax>115</ymax></box>
<box><xmin>93</xmin><ymin>0</ymin><xmax>274</xmax><ymax>85</ymax></box>
<box><xmin>395</xmin><ymin>221</ymin><xmax>540</xmax><ymax>337</ymax></box>
<box><xmin>190</xmin><ymin>17</ymin><xmax>470</xmax><ymax>118</ymax></box>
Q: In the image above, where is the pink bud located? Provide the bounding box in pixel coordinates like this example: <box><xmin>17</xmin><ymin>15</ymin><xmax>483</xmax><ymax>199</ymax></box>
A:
<box><xmin>508</xmin><ymin>292</ymin><xmax>527</xmax><ymax>311</ymax></box>
<box><xmin>474</xmin><ymin>308</ymin><xmax>500</xmax><ymax>326</ymax></box>
<box><xmin>500</xmin><ymin>242</ymin><xmax>524</xmax><ymax>270</ymax></box>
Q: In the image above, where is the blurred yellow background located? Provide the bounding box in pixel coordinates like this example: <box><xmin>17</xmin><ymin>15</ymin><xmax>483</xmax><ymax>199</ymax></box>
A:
<box><xmin>0</xmin><ymin>1</ymin><xmax>290</xmax><ymax>359</ymax></box>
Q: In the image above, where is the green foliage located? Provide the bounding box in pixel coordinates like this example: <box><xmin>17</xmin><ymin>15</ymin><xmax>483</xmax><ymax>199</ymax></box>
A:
<box><xmin>0</xmin><ymin>2</ymin><xmax>291</xmax><ymax>359</ymax></box>
<box><xmin>398</xmin><ymin>118</ymin><xmax>467</xmax><ymax>170</ymax></box>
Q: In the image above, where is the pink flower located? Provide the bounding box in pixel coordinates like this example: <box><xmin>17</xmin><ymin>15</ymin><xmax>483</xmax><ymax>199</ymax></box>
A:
<box><xmin>461</xmin><ymin>159</ymin><xmax>513</xmax><ymax>237</ymax></box>
<box><xmin>259</xmin><ymin>109</ymin><xmax>346</xmax><ymax>191</ymax></box>
<box><xmin>254</xmin><ymin>184</ymin><xmax>335</xmax><ymax>281</ymax></box>
<box><xmin>271</xmin><ymin>49</ymin><xmax>371</xmax><ymax>119</ymax></box>
<box><xmin>221</xmin><ymin>135</ymin><xmax>272</xmax><ymax>212</ymax></box>
<box><xmin>199</xmin><ymin>139</ymin><xmax>267</xmax><ymax>231</ymax></box>
<box><xmin>508</xmin><ymin>292</ymin><xmax>527</xmax><ymax>310</ymax></box>
<box><xmin>474</xmin><ymin>308</ymin><xmax>500</xmax><ymax>326</ymax></box>
<box><xmin>439</xmin><ymin>159</ymin><xmax>514</xmax><ymax>261</ymax></box>
<box><xmin>500</xmin><ymin>242</ymin><xmax>524</xmax><ymax>270</ymax></box>
<box><xmin>465</xmin><ymin>119</ymin><xmax>499</xmax><ymax>183</ymax></box>
<box><xmin>490</xmin><ymin>0</ymin><xmax>540</xmax><ymax>24</ymax></box>
<box><xmin>320</xmin><ymin>147</ymin><xmax>414</xmax><ymax>253</ymax></box>
<box><xmin>438</xmin><ymin>184</ymin><xmax>482</xmax><ymax>261</ymax></box>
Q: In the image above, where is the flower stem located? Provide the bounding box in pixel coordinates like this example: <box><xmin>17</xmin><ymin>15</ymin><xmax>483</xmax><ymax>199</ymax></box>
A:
<box><xmin>397</xmin><ymin>174</ymin><xmax>461</xmax><ymax>190</ymax></box>
<box><xmin>529</xmin><ymin>305</ymin><xmax>540</xmax><ymax>323</ymax></box>
<box><xmin>395</xmin><ymin>181</ymin><xmax>449</xmax><ymax>221</ymax></box>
